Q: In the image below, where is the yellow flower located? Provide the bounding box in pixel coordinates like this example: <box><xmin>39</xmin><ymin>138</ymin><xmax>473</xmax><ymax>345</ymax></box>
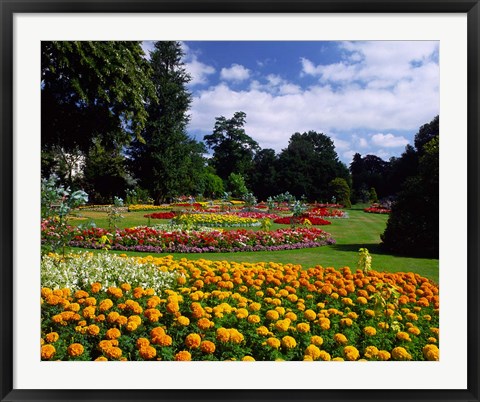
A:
<box><xmin>99</xmin><ymin>299</ymin><xmax>114</xmax><ymax>312</ymax></box>
<box><xmin>216</xmin><ymin>327</ymin><xmax>230</xmax><ymax>343</ymax></box>
<box><xmin>304</xmin><ymin>309</ymin><xmax>317</xmax><ymax>321</ymax></box>
<box><xmin>176</xmin><ymin>316</ymin><xmax>190</xmax><ymax>326</ymax></box>
<box><xmin>310</xmin><ymin>335</ymin><xmax>323</xmax><ymax>347</ymax></box>
<box><xmin>107</xmin><ymin>311</ymin><xmax>120</xmax><ymax>323</ymax></box>
<box><xmin>228</xmin><ymin>329</ymin><xmax>244</xmax><ymax>344</ymax></box>
<box><xmin>377</xmin><ymin>350</ymin><xmax>391</xmax><ymax>361</ymax></box>
<box><xmin>139</xmin><ymin>346</ymin><xmax>157</xmax><ymax>360</ymax></box>
<box><xmin>87</xmin><ymin>325</ymin><xmax>100</xmax><ymax>336</ymax></box>
<box><xmin>200</xmin><ymin>340</ymin><xmax>216</xmax><ymax>354</ymax></box>
<box><xmin>257</xmin><ymin>326</ymin><xmax>269</xmax><ymax>336</ymax></box>
<box><xmin>185</xmin><ymin>333</ymin><xmax>202</xmax><ymax>349</ymax></box>
<box><xmin>242</xmin><ymin>356</ymin><xmax>255</xmax><ymax>361</ymax></box>
<box><xmin>136</xmin><ymin>338</ymin><xmax>150</xmax><ymax>349</ymax></box>
<box><xmin>392</xmin><ymin>346</ymin><xmax>412</xmax><ymax>361</ymax></box>
<box><xmin>236</xmin><ymin>308</ymin><xmax>249</xmax><ymax>319</ymax></box>
<box><xmin>281</xmin><ymin>336</ymin><xmax>297</xmax><ymax>349</ymax></box>
<box><xmin>45</xmin><ymin>332</ymin><xmax>59</xmax><ymax>343</ymax></box>
<box><xmin>334</xmin><ymin>333</ymin><xmax>348</xmax><ymax>345</ymax></box>
<box><xmin>41</xmin><ymin>344</ymin><xmax>56</xmax><ymax>360</ymax></box>
<box><xmin>340</xmin><ymin>318</ymin><xmax>353</xmax><ymax>327</ymax></box>
<box><xmin>396</xmin><ymin>332</ymin><xmax>412</xmax><ymax>342</ymax></box>
<box><xmin>91</xmin><ymin>282</ymin><xmax>102</xmax><ymax>293</ymax></box>
<box><xmin>67</xmin><ymin>343</ymin><xmax>84</xmax><ymax>357</ymax></box>
<box><xmin>356</xmin><ymin>296</ymin><xmax>368</xmax><ymax>305</ymax></box>
<box><xmin>249</xmin><ymin>302</ymin><xmax>261</xmax><ymax>312</ymax></box>
<box><xmin>95</xmin><ymin>356</ymin><xmax>108</xmax><ymax>361</ymax></box>
<box><xmin>343</xmin><ymin>345</ymin><xmax>360</xmax><ymax>361</ymax></box>
<box><xmin>332</xmin><ymin>357</ymin><xmax>344</xmax><ymax>361</ymax></box>
<box><xmin>304</xmin><ymin>344</ymin><xmax>321</xmax><ymax>360</ymax></box>
<box><xmin>105</xmin><ymin>346</ymin><xmax>123</xmax><ymax>359</ymax></box>
<box><xmin>82</xmin><ymin>306</ymin><xmax>96</xmax><ymax>319</ymax></box>
<box><xmin>363</xmin><ymin>326</ymin><xmax>377</xmax><ymax>336</ymax></box>
<box><xmin>296</xmin><ymin>322</ymin><xmax>310</xmax><ymax>333</ymax></box>
<box><xmin>266</xmin><ymin>337</ymin><xmax>281</xmax><ymax>349</ymax></box>
<box><xmin>105</xmin><ymin>328</ymin><xmax>121</xmax><ymax>340</ymax></box>
<box><xmin>174</xmin><ymin>351</ymin><xmax>192</xmax><ymax>361</ymax></box>
<box><xmin>318</xmin><ymin>317</ymin><xmax>331</xmax><ymax>330</ymax></box>
<box><xmin>365</xmin><ymin>309</ymin><xmax>375</xmax><ymax>317</ymax></box>
<box><xmin>364</xmin><ymin>346</ymin><xmax>379</xmax><ymax>359</ymax></box>
<box><xmin>318</xmin><ymin>350</ymin><xmax>331</xmax><ymax>361</ymax></box>
<box><xmin>266</xmin><ymin>310</ymin><xmax>280</xmax><ymax>321</ymax></box>
<box><xmin>422</xmin><ymin>344</ymin><xmax>439</xmax><ymax>361</ymax></box>
<box><xmin>285</xmin><ymin>312</ymin><xmax>297</xmax><ymax>321</ymax></box>
<box><xmin>275</xmin><ymin>318</ymin><xmax>291</xmax><ymax>332</ymax></box>
<box><xmin>408</xmin><ymin>327</ymin><xmax>421</xmax><ymax>336</ymax></box>
<box><xmin>247</xmin><ymin>314</ymin><xmax>261</xmax><ymax>324</ymax></box>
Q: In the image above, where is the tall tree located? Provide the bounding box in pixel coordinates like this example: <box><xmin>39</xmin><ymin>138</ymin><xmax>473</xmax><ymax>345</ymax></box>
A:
<box><xmin>276</xmin><ymin>131</ymin><xmax>350</xmax><ymax>201</ymax></box>
<box><xmin>250</xmin><ymin>148</ymin><xmax>278</xmax><ymax>201</ymax></box>
<box><xmin>204</xmin><ymin>112</ymin><xmax>259</xmax><ymax>181</ymax></box>
<box><xmin>350</xmin><ymin>153</ymin><xmax>390</xmax><ymax>202</ymax></box>
<box><xmin>41</xmin><ymin>41</ymin><xmax>156</xmax><ymax>180</ymax></box>
<box><xmin>129</xmin><ymin>41</ymin><xmax>205</xmax><ymax>204</ymax></box>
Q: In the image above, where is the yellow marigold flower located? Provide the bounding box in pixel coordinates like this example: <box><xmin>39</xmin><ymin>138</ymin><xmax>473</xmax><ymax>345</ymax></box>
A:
<box><xmin>318</xmin><ymin>350</ymin><xmax>331</xmax><ymax>361</ymax></box>
<box><xmin>99</xmin><ymin>299</ymin><xmax>114</xmax><ymax>312</ymax></box>
<box><xmin>174</xmin><ymin>351</ymin><xmax>192</xmax><ymax>361</ymax></box>
<box><xmin>340</xmin><ymin>318</ymin><xmax>353</xmax><ymax>327</ymax></box>
<box><xmin>296</xmin><ymin>322</ymin><xmax>310</xmax><ymax>333</ymax></box>
<box><xmin>303</xmin><ymin>355</ymin><xmax>314</xmax><ymax>361</ymax></box>
<box><xmin>285</xmin><ymin>312</ymin><xmax>297</xmax><ymax>321</ymax></box>
<box><xmin>95</xmin><ymin>356</ymin><xmax>108</xmax><ymax>361</ymax></box>
<box><xmin>133</xmin><ymin>287</ymin><xmax>144</xmax><ymax>299</ymax></box>
<box><xmin>304</xmin><ymin>344</ymin><xmax>321</xmax><ymax>360</ymax></box>
<box><xmin>67</xmin><ymin>343</ymin><xmax>84</xmax><ymax>357</ymax></box>
<box><xmin>364</xmin><ymin>326</ymin><xmax>377</xmax><ymax>336</ymax></box>
<box><xmin>342</xmin><ymin>297</ymin><xmax>354</xmax><ymax>306</ymax></box>
<box><xmin>334</xmin><ymin>333</ymin><xmax>348</xmax><ymax>345</ymax></box>
<box><xmin>95</xmin><ymin>314</ymin><xmax>105</xmax><ymax>323</ymax></box>
<box><xmin>185</xmin><ymin>333</ymin><xmax>202</xmax><ymax>349</ymax></box>
<box><xmin>105</xmin><ymin>346</ymin><xmax>123</xmax><ymax>359</ymax></box>
<box><xmin>365</xmin><ymin>309</ymin><xmax>375</xmax><ymax>317</ymax></box>
<box><xmin>287</xmin><ymin>294</ymin><xmax>298</xmax><ymax>303</ymax></box>
<box><xmin>136</xmin><ymin>338</ymin><xmax>150</xmax><ymax>349</ymax></box>
<box><xmin>107</xmin><ymin>287</ymin><xmax>123</xmax><ymax>298</ymax></box>
<box><xmin>236</xmin><ymin>308</ymin><xmax>249</xmax><ymax>319</ymax></box>
<box><xmin>139</xmin><ymin>345</ymin><xmax>157</xmax><ymax>360</ymax></box>
<box><xmin>378</xmin><ymin>322</ymin><xmax>389</xmax><ymax>330</ymax></box>
<box><xmin>242</xmin><ymin>356</ymin><xmax>255</xmax><ymax>361</ymax></box>
<box><xmin>430</xmin><ymin>327</ymin><xmax>440</xmax><ymax>336</ymax></box>
<box><xmin>82</xmin><ymin>306</ymin><xmax>96</xmax><ymax>319</ymax></box>
<box><xmin>423</xmin><ymin>314</ymin><xmax>432</xmax><ymax>321</ymax></box>
<box><xmin>74</xmin><ymin>290</ymin><xmax>89</xmax><ymax>299</ymax></box>
<box><xmin>408</xmin><ymin>327</ymin><xmax>421</xmax><ymax>336</ymax></box>
<box><xmin>248</xmin><ymin>314</ymin><xmax>261</xmax><ymax>324</ymax></box>
<box><xmin>310</xmin><ymin>335</ymin><xmax>323</xmax><ymax>347</ymax></box>
<box><xmin>176</xmin><ymin>316</ymin><xmax>190</xmax><ymax>326</ymax></box>
<box><xmin>249</xmin><ymin>302</ymin><xmax>261</xmax><ymax>312</ymax></box>
<box><xmin>228</xmin><ymin>329</ymin><xmax>244</xmax><ymax>344</ymax></box>
<box><xmin>275</xmin><ymin>318</ymin><xmax>291</xmax><ymax>332</ymax></box>
<box><xmin>356</xmin><ymin>296</ymin><xmax>368</xmax><ymax>305</ymax></box>
<box><xmin>120</xmin><ymin>283</ymin><xmax>132</xmax><ymax>291</ymax></box>
<box><xmin>257</xmin><ymin>326</ymin><xmax>269</xmax><ymax>336</ymax></box>
<box><xmin>106</xmin><ymin>328</ymin><xmax>121</xmax><ymax>340</ymax></box>
<box><xmin>216</xmin><ymin>327</ymin><xmax>230</xmax><ymax>343</ymax></box>
<box><xmin>343</xmin><ymin>345</ymin><xmax>360</xmax><ymax>361</ymax></box>
<box><xmin>147</xmin><ymin>296</ymin><xmax>161</xmax><ymax>308</ymax></box>
<box><xmin>91</xmin><ymin>282</ymin><xmax>102</xmax><ymax>293</ymax></box>
<box><xmin>275</xmin><ymin>306</ymin><xmax>286</xmax><ymax>316</ymax></box>
<box><xmin>66</xmin><ymin>303</ymin><xmax>80</xmax><ymax>312</ymax></box>
<box><xmin>266</xmin><ymin>310</ymin><xmax>279</xmax><ymax>321</ymax></box>
<box><xmin>377</xmin><ymin>350</ymin><xmax>391</xmax><ymax>361</ymax></box>
<box><xmin>84</xmin><ymin>297</ymin><xmax>97</xmax><ymax>306</ymax></box>
<box><xmin>197</xmin><ymin>317</ymin><xmax>213</xmax><ymax>330</ymax></box>
<box><xmin>41</xmin><ymin>287</ymin><xmax>53</xmax><ymax>298</ymax></box>
<box><xmin>87</xmin><ymin>325</ymin><xmax>100</xmax><ymax>336</ymax></box>
<box><xmin>318</xmin><ymin>317</ymin><xmax>331</xmax><ymax>330</ymax></box>
<box><xmin>303</xmin><ymin>309</ymin><xmax>316</xmax><ymax>321</ymax></box>
<box><xmin>107</xmin><ymin>311</ymin><xmax>120</xmax><ymax>323</ymax></box>
<box><xmin>422</xmin><ymin>344</ymin><xmax>439</xmax><ymax>361</ymax></box>
<box><xmin>266</xmin><ymin>337</ymin><xmax>281</xmax><ymax>349</ymax></box>
<box><xmin>427</xmin><ymin>337</ymin><xmax>437</xmax><ymax>343</ymax></box>
<box><xmin>347</xmin><ymin>312</ymin><xmax>359</xmax><ymax>320</ymax></box>
<box><xmin>200</xmin><ymin>340</ymin><xmax>216</xmax><ymax>354</ymax></box>
<box><xmin>406</xmin><ymin>313</ymin><xmax>419</xmax><ymax>321</ymax></box>
<box><xmin>126</xmin><ymin>321</ymin><xmax>138</xmax><ymax>332</ymax></box>
<box><xmin>281</xmin><ymin>336</ymin><xmax>297</xmax><ymax>349</ymax></box>
<box><xmin>152</xmin><ymin>334</ymin><xmax>172</xmax><ymax>347</ymax></box>
<box><xmin>332</xmin><ymin>357</ymin><xmax>344</xmax><ymax>361</ymax></box>
<box><xmin>396</xmin><ymin>332</ymin><xmax>412</xmax><ymax>342</ymax></box>
<box><xmin>128</xmin><ymin>315</ymin><xmax>142</xmax><ymax>325</ymax></box>
<box><xmin>392</xmin><ymin>346</ymin><xmax>412</xmax><ymax>361</ymax></box>
<box><xmin>364</xmin><ymin>346</ymin><xmax>379</xmax><ymax>359</ymax></box>
<box><xmin>45</xmin><ymin>332</ymin><xmax>59</xmax><ymax>343</ymax></box>
<box><xmin>330</xmin><ymin>292</ymin><xmax>339</xmax><ymax>300</ymax></box>
<box><xmin>41</xmin><ymin>344</ymin><xmax>56</xmax><ymax>360</ymax></box>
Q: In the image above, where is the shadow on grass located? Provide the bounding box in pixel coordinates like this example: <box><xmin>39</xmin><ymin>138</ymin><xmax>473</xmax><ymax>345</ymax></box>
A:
<box><xmin>330</xmin><ymin>243</ymin><xmax>392</xmax><ymax>256</ymax></box>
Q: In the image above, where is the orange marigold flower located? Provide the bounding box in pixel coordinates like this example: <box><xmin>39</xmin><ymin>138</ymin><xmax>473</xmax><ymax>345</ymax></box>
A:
<box><xmin>105</xmin><ymin>346</ymin><xmax>123</xmax><ymax>359</ymax></box>
<box><xmin>396</xmin><ymin>332</ymin><xmax>412</xmax><ymax>342</ymax></box>
<box><xmin>41</xmin><ymin>344</ymin><xmax>56</xmax><ymax>360</ymax></box>
<box><xmin>174</xmin><ymin>351</ymin><xmax>192</xmax><ymax>361</ymax></box>
<box><xmin>247</xmin><ymin>314</ymin><xmax>261</xmax><ymax>324</ymax></box>
<box><xmin>310</xmin><ymin>335</ymin><xmax>323</xmax><ymax>346</ymax></box>
<box><xmin>67</xmin><ymin>343</ymin><xmax>84</xmax><ymax>357</ymax></box>
<box><xmin>185</xmin><ymin>333</ymin><xmax>202</xmax><ymax>349</ymax></box>
<box><xmin>45</xmin><ymin>332</ymin><xmax>59</xmax><ymax>343</ymax></box>
<box><xmin>74</xmin><ymin>290</ymin><xmax>89</xmax><ymax>299</ymax></box>
<box><xmin>257</xmin><ymin>326</ymin><xmax>269</xmax><ymax>336</ymax></box>
<box><xmin>377</xmin><ymin>350</ymin><xmax>391</xmax><ymax>361</ymax></box>
<box><xmin>304</xmin><ymin>344</ymin><xmax>321</xmax><ymax>360</ymax></box>
<box><xmin>343</xmin><ymin>345</ymin><xmax>360</xmax><ymax>361</ymax></box>
<box><xmin>87</xmin><ymin>325</ymin><xmax>100</xmax><ymax>336</ymax></box>
<box><xmin>99</xmin><ymin>340</ymin><xmax>114</xmax><ymax>351</ymax></box>
<box><xmin>91</xmin><ymin>282</ymin><xmax>102</xmax><ymax>293</ymax></box>
<box><xmin>152</xmin><ymin>334</ymin><xmax>173</xmax><ymax>347</ymax></box>
<box><xmin>364</xmin><ymin>326</ymin><xmax>377</xmax><ymax>336</ymax></box>
<box><xmin>318</xmin><ymin>350</ymin><xmax>331</xmax><ymax>361</ymax></box>
<box><xmin>126</xmin><ymin>321</ymin><xmax>138</xmax><ymax>332</ymax></box>
<box><xmin>297</xmin><ymin>322</ymin><xmax>310</xmax><ymax>333</ymax></box>
<box><xmin>364</xmin><ymin>346</ymin><xmax>379</xmax><ymax>359</ymax></box>
<box><xmin>95</xmin><ymin>356</ymin><xmax>108</xmax><ymax>361</ymax></box>
<box><xmin>66</xmin><ymin>303</ymin><xmax>80</xmax><ymax>312</ymax></box>
<box><xmin>106</xmin><ymin>328</ymin><xmax>121</xmax><ymax>340</ymax></box>
<box><xmin>266</xmin><ymin>337</ymin><xmax>281</xmax><ymax>349</ymax></box>
<box><xmin>392</xmin><ymin>346</ymin><xmax>412</xmax><ymax>361</ymax></box>
<box><xmin>275</xmin><ymin>318</ymin><xmax>291</xmax><ymax>332</ymax></box>
<box><xmin>265</xmin><ymin>310</ymin><xmax>279</xmax><ymax>321</ymax></box>
<box><xmin>120</xmin><ymin>283</ymin><xmax>132</xmax><ymax>291</ymax></box>
<box><xmin>82</xmin><ymin>306</ymin><xmax>96</xmax><ymax>319</ymax></box>
<box><xmin>365</xmin><ymin>309</ymin><xmax>375</xmax><ymax>317</ymax></box>
<box><xmin>107</xmin><ymin>287</ymin><xmax>123</xmax><ymax>298</ymax></box>
<box><xmin>107</xmin><ymin>311</ymin><xmax>120</xmax><ymax>323</ymax></box>
<box><xmin>228</xmin><ymin>329</ymin><xmax>244</xmax><ymax>344</ymax></box>
<box><xmin>303</xmin><ymin>309</ymin><xmax>317</xmax><ymax>321</ymax></box>
<box><xmin>139</xmin><ymin>345</ymin><xmax>157</xmax><ymax>360</ymax></box>
<box><xmin>334</xmin><ymin>333</ymin><xmax>348</xmax><ymax>345</ymax></box>
<box><xmin>99</xmin><ymin>299</ymin><xmax>114</xmax><ymax>312</ymax></box>
<box><xmin>340</xmin><ymin>318</ymin><xmax>353</xmax><ymax>327</ymax></box>
<box><xmin>200</xmin><ymin>340</ymin><xmax>216</xmax><ymax>354</ymax></box>
<box><xmin>427</xmin><ymin>337</ymin><xmax>437</xmax><ymax>343</ymax></box>
<box><xmin>84</xmin><ymin>297</ymin><xmax>97</xmax><ymax>306</ymax></box>
<box><xmin>136</xmin><ymin>337</ymin><xmax>150</xmax><ymax>349</ymax></box>
<box><xmin>408</xmin><ymin>327</ymin><xmax>421</xmax><ymax>336</ymax></box>
<box><xmin>281</xmin><ymin>336</ymin><xmax>297</xmax><ymax>349</ymax></box>
<box><xmin>422</xmin><ymin>344</ymin><xmax>439</xmax><ymax>361</ymax></box>
<box><xmin>175</xmin><ymin>316</ymin><xmax>190</xmax><ymax>326</ymax></box>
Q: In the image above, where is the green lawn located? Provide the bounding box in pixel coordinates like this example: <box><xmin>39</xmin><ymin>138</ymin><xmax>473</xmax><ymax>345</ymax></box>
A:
<box><xmin>69</xmin><ymin>207</ymin><xmax>438</xmax><ymax>283</ymax></box>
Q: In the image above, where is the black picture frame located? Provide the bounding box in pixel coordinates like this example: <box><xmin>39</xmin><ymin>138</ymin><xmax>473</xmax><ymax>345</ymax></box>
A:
<box><xmin>1</xmin><ymin>1</ymin><xmax>479</xmax><ymax>401</ymax></box>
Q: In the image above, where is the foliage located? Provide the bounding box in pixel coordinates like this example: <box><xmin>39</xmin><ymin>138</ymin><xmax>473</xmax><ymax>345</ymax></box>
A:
<box><xmin>357</xmin><ymin>248</ymin><xmax>372</xmax><ymax>274</ymax></box>
<box><xmin>381</xmin><ymin>116</ymin><xmax>439</xmax><ymax>258</ymax></box>
<box><xmin>329</xmin><ymin>178</ymin><xmax>352</xmax><ymax>209</ymax></box>
<box><xmin>107</xmin><ymin>197</ymin><xmax>125</xmax><ymax>230</ymax></box>
<box><xmin>250</xmin><ymin>148</ymin><xmax>278</xmax><ymax>201</ymax></box>
<box><xmin>369</xmin><ymin>187</ymin><xmax>379</xmax><ymax>204</ymax></box>
<box><xmin>41</xmin><ymin>255</ymin><xmax>439</xmax><ymax>361</ymax></box>
<box><xmin>204</xmin><ymin>112</ymin><xmax>259</xmax><ymax>181</ymax></box>
<box><xmin>227</xmin><ymin>173</ymin><xmax>249</xmax><ymax>198</ymax></box>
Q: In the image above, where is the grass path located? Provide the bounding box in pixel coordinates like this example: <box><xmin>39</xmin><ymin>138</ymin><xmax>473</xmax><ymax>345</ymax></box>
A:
<box><xmin>69</xmin><ymin>207</ymin><xmax>439</xmax><ymax>283</ymax></box>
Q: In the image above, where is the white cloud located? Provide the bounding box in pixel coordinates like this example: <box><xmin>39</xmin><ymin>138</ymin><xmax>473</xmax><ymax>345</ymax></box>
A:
<box><xmin>220</xmin><ymin>64</ymin><xmax>250</xmax><ymax>82</ymax></box>
<box><xmin>371</xmin><ymin>133</ymin><xmax>409</xmax><ymax>148</ymax></box>
<box><xmin>186</xmin><ymin>57</ymin><xmax>216</xmax><ymax>86</ymax></box>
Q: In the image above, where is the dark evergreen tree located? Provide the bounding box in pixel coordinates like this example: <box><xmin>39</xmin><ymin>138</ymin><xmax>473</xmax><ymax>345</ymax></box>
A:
<box><xmin>129</xmin><ymin>41</ymin><xmax>206</xmax><ymax>204</ymax></box>
<box><xmin>250</xmin><ymin>148</ymin><xmax>278</xmax><ymax>201</ymax></box>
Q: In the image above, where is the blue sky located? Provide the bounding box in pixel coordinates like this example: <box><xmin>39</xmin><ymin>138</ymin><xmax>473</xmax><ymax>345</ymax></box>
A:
<box><xmin>141</xmin><ymin>41</ymin><xmax>439</xmax><ymax>164</ymax></box>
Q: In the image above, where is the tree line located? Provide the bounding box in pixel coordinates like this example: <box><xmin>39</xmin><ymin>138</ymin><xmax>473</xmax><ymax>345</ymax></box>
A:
<box><xmin>41</xmin><ymin>41</ymin><xmax>439</xmax><ymax>257</ymax></box>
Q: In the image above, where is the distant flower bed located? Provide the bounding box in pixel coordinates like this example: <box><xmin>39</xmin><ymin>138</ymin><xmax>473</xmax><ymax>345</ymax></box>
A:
<box><xmin>175</xmin><ymin>213</ymin><xmax>260</xmax><ymax>227</ymax></box>
<box><xmin>41</xmin><ymin>221</ymin><xmax>336</xmax><ymax>253</ymax></box>
<box><xmin>307</xmin><ymin>208</ymin><xmax>346</xmax><ymax>218</ymax></box>
<box><xmin>77</xmin><ymin>205</ymin><xmax>128</xmax><ymax>213</ymax></box>
<box><xmin>128</xmin><ymin>204</ymin><xmax>171</xmax><ymax>212</ymax></box>
<box><xmin>364</xmin><ymin>207</ymin><xmax>391</xmax><ymax>214</ymax></box>
<box><xmin>144</xmin><ymin>212</ymin><xmax>176</xmax><ymax>220</ymax></box>
<box><xmin>274</xmin><ymin>216</ymin><xmax>332</xmax><ymax>226</ymax></box>
<box><xmin>233</xmin><ymin>212</ymin><xmax>281</xmax><ymax>220</ymax></box>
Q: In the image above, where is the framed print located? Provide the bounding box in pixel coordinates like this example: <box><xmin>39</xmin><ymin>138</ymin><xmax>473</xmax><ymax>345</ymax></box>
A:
<box><xmin>1</xmin><ymin>1</ymin><xmax>479</xmax><ymax>401</ymax></box>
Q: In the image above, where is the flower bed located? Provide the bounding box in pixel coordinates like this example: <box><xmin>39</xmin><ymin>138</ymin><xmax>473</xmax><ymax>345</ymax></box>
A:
<box><xmin>42</xmin><ymin>220</ymin><xmax>336</xmax><ymax>253</ymax></box>
<box><xmin>128</xmin><ymin>204</ymin><xmax>171</xmax><ymax>212</ymax></box>
<box><xmin>41</xmin><ymin>254</ymin><xmax>439</xmax><ymax>361</ymax></box>
<box><xmin>364</xmin><ymin>207</ymin><xmax>391</xmax><ymax>214</ymax></box>
<box><xmin>175</xmin><ymin>213</ymin><xmax>261</xmax><ymax>227</ymax></box>
<box><xmin>144</xmin><ymin>212</ymin><xmax>176</xmax><ymax>220</ymax></box>
<box><xmin>274</xmin><ymin>216</ymin><xmax>332</xmax><ymax>225</ymax></box>
<box><xmin>307</xmin><ymin>208</ymin><xmax>346</xmax><ymax>218</ymax></box>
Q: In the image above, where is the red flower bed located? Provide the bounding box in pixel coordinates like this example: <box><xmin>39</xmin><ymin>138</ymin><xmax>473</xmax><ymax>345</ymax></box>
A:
<box><xmin>307</xmin><ymin>208</ymin><xmax>345</xmax><ymax>218</ymax></box>
<box><xmin>364</xmin><ymin>207</ymin><xmax>391</xmax><ymax>214</ymax></box>
<box><xmin>144</xmin><ymin>212</ymin><xmax>176</xmax><ymax>219</ymax></box>
<box><xmin>273</xmin><ymin>216</ymin><xmax>331</xmax><ymax>225</ymax></box>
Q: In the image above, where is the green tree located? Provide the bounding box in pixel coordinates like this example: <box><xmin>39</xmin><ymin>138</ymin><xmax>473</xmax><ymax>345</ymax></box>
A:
<box><xmin>369</xmin><ymin>187</ymin><xmax>379</xmax><ymax>203</ymax></box>
<box><xmin>250</xmin><ymin>148</ymin><xmax>278</xmax><ymax>201</ymax></box>
<box><xmin>201</xmin><ymin>170</ymin><xmax>225</xmax><ymax>199</ymax></box>
<box><xmin>41</xmin><ymin>41</ymin><xmax>156</xmax><ymax>179</ymax></box>
<box><xmin>381</xmin><ymin>117</ymin><xmax>439</xmax><ymax>258</ymax></box>
<box><xmin>276</xmin><ymin>131</ymin><xmax>350</xmax><ymax>201</ymax></box>
<box><xmin>329</xmin><ymin>178</ymin><xmax>352</xmax><ymax>208</ymax></box>
<box><xmin>204</xmin><ymin>112</ymin><xmax>259</xmax><ymax>181</ymax></box>
<box><xmin>129</xmin><ymin>41</ymin><xmax>206</xmax><ymax>204</ymax></box>
<box><xmin>227</xmin><ymin>173</ymin><xmax>249</xmax><ymax>198</ymax></box>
